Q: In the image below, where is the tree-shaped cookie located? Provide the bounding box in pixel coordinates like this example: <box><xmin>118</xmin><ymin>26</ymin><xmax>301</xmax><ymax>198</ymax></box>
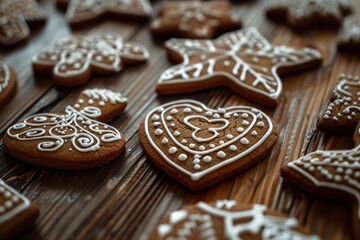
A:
<box><xmin>266</xmin><ymin>0</ymin><xmax>352</xmax><ymax>30</ymax></box>
<box><xmin>0</xmin><ymin>180</ymin><xmax>39</xmax><ymax>239</ymax></box>
<box><xmin>150</xmin><ymin>200</ymin><xmax>320</xmax><ymax>239</ymax></box>
<box><xmin>0</xmin><ymin>62</ymin><xmax>16</xmax><ymax>104</ymax></box>
<box><xmin>338</xmin><ymin>15</ymin><xmax>360</xmax><ymax>52</ymax></box>
<box><xmin>318</xmin><ymin>73</ymin><xmax>360</xmax><ymax>133</ymax></box>
<box><xmin>32</xmin><ymin>33</ymin><xmax>149</xmax><ymax>87</ymax></box>
<box><xmin>282</xmin><ymin>122</ymin><xmax>360</xmax><ymax>239</ymax></box>
<box><xmin>156</xmin><ymin>28</ymin><xmax>322</xmax><ymax>107</ymax></box>
<box><xmin>0</xmin><ymin>0</ymin><xmax>47</xmax><ymax>45</ymax></box>
<box><xmin>3</xmin><ymin>88</ymin><xmax>127</xmax><ymax>170</ymax></box>
<box><xmin>150</xmin><ymin>0</ymin><xmax>242</xmax><ymax>39</ymax></box>
<box><xmin>62</xmin><ymin>0</ymin><xmax>153</xmax><ymax>25</ymax></box>
<box><xmin>138</xmin><ymin>100</ymin><xmax>278</xmax><ymax>191</ymax></box>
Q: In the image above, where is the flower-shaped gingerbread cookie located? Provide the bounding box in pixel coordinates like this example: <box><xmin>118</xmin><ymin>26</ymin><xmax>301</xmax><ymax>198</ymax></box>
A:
<box><xmin>150</xmin><ymin>1</ymin><xmax>242</xmax><ymax>39</ymax></box>
<box><xmin>338</xmin><ymin>15</ymin><xmax>360</xmax><ymax>52</ymax></box>
<box><xmin>138</xmin><ymin>100</ymin><xmax>278</xmax><ymax>191</ymax></box>
<box><xmin>151</xmin><ymin>200</ymin><xmax>320</xmax><ymax>239</ymax></box>
<box><xmin>32</xmin><ymin>33</ymin><xmax>149</xmax><ymax>87</ymax></box>
<box><xmin>0</xmin><ymin>62</ymin><xmax>16</xmax><ymax>104</ymax></box>
<box><xmin>3</xmin><ymin>88</ymin><xmax>127</xmax><ymax>170</ymax></box>
<box><xmin>63</xmin><ymin>0</ymin><xmax>153</xmax><ymax>25</ymax></box>
<box><xmin>282</xmin><ymin>126</ymin><xmax>360</xmax><ymax>239</ymax></box>
<box><xmin>318</xmin><ymin>73</ymin><xmax>360</xmax><ymax>133</ymax></box>
<box><xmin>157</xmin><ymin>28</ymin><xmax>322</xmax><ymax>107</ymax></box>
<box><xmin>266</xmin><ymin>0</ymin><xmax>352</xmax><ymax>30</ymax></box>
<box><xmin>0</xmin><ymin>0</ymin><xmax>47</xmax><ymax>45</ymax></box>
<box><xmin>0</xmin><ymin>180</ymin><xmax>39</xmax><ymax>239</ymax></box>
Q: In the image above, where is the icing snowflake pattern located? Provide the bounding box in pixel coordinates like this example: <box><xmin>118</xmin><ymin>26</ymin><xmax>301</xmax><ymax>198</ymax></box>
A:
<box><xmin>7</xmin><ymin>106</ymin><xmax>121</xmax><ymax>152</ymax></box>
<box><xmin>32</xmin><ymin>33</ymin><xmax>149</xmax><ymax>84</ymax></box>
<box><xmin>66</xmin><ymin>0</ymin><xmax>152</xmax><ymax>24</ymax></box>
<box><xmin>288</xmin><ymin>146</ymin><xmax>360</xmax><ymax>225</ymax></box>
<box><xmin>144</xmin><ymin>100</ymin><xmax>275</xmax><ymax>181</ymax></box>
<box><xmin>156</xmin><ymin>200</ymin><xmax>320</xmax><ymax>240</ymax></box>
<box><xmin>0</xmin><ymin>62</ymin><xmax>10</xmax><ymax>93</ymax></box>
<box><xmin>157</xmin><ymin>28</ymin><xmax>322</xmax><ymax>107</ymax></box>
<box><xmin>0</xmin><ymin>0</ymin><xmax>47</xmax><ymax>45</ymax></box>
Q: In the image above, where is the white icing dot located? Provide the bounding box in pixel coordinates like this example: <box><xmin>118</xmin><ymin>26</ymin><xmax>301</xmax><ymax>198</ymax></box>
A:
<box><xmin>237</xmin><ymin>127</ymin><xmax>244</xmax><ymax>132</ymax></box>
<box><xmin>152</xmin><ymin>115</ymin><xmax>160</xmax><ymax>121</ymax></box>
<box><xmin>210</xmin><ymin>144</ymin><xmax>215</xmax><ymax>148</ymax></box>
<box><xmin>153</xmin><ymin>122</ymin><xmax>161</xmax><ymax>126</ymax></box>
<box><xmin>170</xmin><ymin>109</ymin><xmax>178</xmax><ymax>114</ymax></box>
<box><xmin>183</xmin><ymin>108</ymin><xmax>191</xmax><ymax>113</ymax></box>
<box><xmin>229</xmin><ymin>145</ymin><xmax>237</xmax><ymax>151</ymax></box>
<box><xmin>213</xmin><ymin>114</ymin><xmax>220</xmax><ymax>118</ymax></box>
<box><xmin>240</xmin><ymin>138</ymin><xmax>249</xmax><ymax>145</ymax></box>
<box><xmin>181</xmin><ymin>139</ymin><xmax>187</xmax><ymax>144</ymax></box>
<box><xmin>226</xmin><ymin>134</ymin><xmax>233</xmax><ymax>139</ymax></box>
<box><xmin>251</xmin><ymin>131</ymin><xmax>257</xmax><ymax>136</ymax></box>
<box><xmin>166</xmin><ymin>116</ymin><xmax>173</xmax><ymax>121</ymax></box>
<box><xmin>189</xmin><ymin>143</ymin><xmax>196</xmax><ymax>149</ymax></box>
<box><xmin>74</xmin><ymin>104</ymin><xmax>80</xmax><ymax>108</ymax></box>
<box><xmin>4</xmin><ymin>191</ymin><xmax>11</xmax><ymax>198</ymax></box>
<box><xmin>178</xmin><ymin>154</ymin><xmax>188</xmax><ymax>161</ymax></box>
<box><xmin>161</xmin><ymin>137</ymin><xmax>168</xmax><ymax>144</ymax></box>
<box><xmin>203</xmin><ymin>156</ymin><xmax>212</xmax><ymax>162</ymax></box>
<box><xmin>219</xmin><ymin>140</ymin><xmax>225</xmax><ymax>144</ymax></box>
<box><xmin>5</xmin><ymin>200</ymin><xmax>13</xmax><ymax>208</ymax></box>
<box><xmin>241</xmin><ymin>113</ymin><xmax>248</xmax><ymax>118</ymax></box>
<box><xmin>205</xmin><ymin>111</ymin><xmax>213</xmax><ymax>116</ymax></box>
<box><xmin>88</xmin><ymin>99</ymin><xmax>94</xmax><ymax>104</ymax></box>
<box><xmin>257</xmin><ymin>121</ymin><xmax>265</xmax><ymax>127</ymax></box>
<box><xmin>217</xmin><ymin>151</ymin><xmax>226</xmax><ymax>158</ymax></box>
<box><xmin>155</xmin><ymin>129</ymin><xmax>163</xmax><ymax>135</ymax></box>
<box><xmin>199</xmin><ymin>145</ymin><xmax>205</xmax><ymax>151</ymax></box>
<box><xmin>169</xmin><ymin>147</ymin><xmax>177</xmax><ymax>154</ymax></box>
<box><xmin>242</xmin><ymin>120</ymin><xmax>249</xmax><ymax>126</ymax></box>
<box><xmin>174</xmin><ymin>131</ymin><xmax>180</xmax><ymax>136</ymax></box>
<box><xmin>193</xmin><ymin>159</ymin><xmax>201</xmax><ymax>164</ymax></box>
<box><xmin>194</xmin><ymin>164</ymin><xmax>201</xmax><ymax>170</ymax></box>
<box><xmin>99</xmin><ymin>101</ymin><xmax>105</xmax><ymax>106</ymax></box>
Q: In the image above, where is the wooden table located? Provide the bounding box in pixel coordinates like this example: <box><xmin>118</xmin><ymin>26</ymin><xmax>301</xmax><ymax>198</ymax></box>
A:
<box><xmin>1</xmin><ymin>0</ymin><xmax>359</xmax><ymax>239</ymax></box>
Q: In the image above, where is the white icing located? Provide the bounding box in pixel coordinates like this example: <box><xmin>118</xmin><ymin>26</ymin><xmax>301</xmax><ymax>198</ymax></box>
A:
<box><xmin>155</xmin><ymin>129</ymin><xmax>163</xmax><ymax>136</ymax></box>
<box><xmin>178</xmin><ymin>154</ymin><xmax>188</xmax><ymax>161</ymax></box>
<box><xmin>158</xmin><ymin>28</ymin><xmax>322</xmax><ymax>106</ymax></box>
<box><xmin>82</xmin><ymin>89</ymin><xmax>127</xmax><ymax>106</ymax></box>
<box><xmin>217</xmin><ymin>151</ymin><xmax>226</xmax><ymax>158</ymax></box>
<box><xmin>240</xmin><ymin>138</ymin><xmax>249</xmax><ymax>145</ymax></box>
<box><xmin>229</xmin><ymin>145</ymin><xmax>237</xmax><ymax>151</ymax></box>
<box><xmin>0</xmin><ymin>63</ymin><xmax>11</xmax><ymax>93</ymax></box>
<box><xmin>7</xmin><ymin>106</ymin><xmax>121</xmax><ymax>152</ymax></box>
<box><xmin>169</xmin><ymin>147</ymin><xmax>178</xmax><ymax>154</ymax></box>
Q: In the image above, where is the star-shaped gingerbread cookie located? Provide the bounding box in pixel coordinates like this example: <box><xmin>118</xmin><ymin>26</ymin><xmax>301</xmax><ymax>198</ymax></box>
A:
<box><xmin>3</xmin><ymin>88</ymin><xmax>127</xmax><ymax>170</ymax></box>
<box><xmin>32</xmin><ymin>33</ymin><xmax>149</xmax><ymax>87</ymax></box>
<box><xmin>266</xmin><ymin>0</ymin><xmax>352</xmax><ymax>30</ymax></box>
<box><xmin>282</xmin><ymin>126</ymin><xmax>360</xmax><ymax>239</ymax></box>
<box><xmin>318</xmin><ymin>73</ymin><xmax>360</xmax><ymax>133</ymax></box>
<box><xmin>0</xmin><ymin>62</ymin><xmax>16</xmax><ymax>104</ymax></box>
<box><xmin>63</xmin><ymin>0</ymin><xmax>153</xmax><ymax>25</ymax></box>
<box><xmin>151</xmin><ymin>200</ymin><xmax>320</xmax><ymax>239</ymax></box>
<box><xmin>338</xmin><ymin>15</ymin><xmax>360</xmax><ymax>52</ymax></box>
<box><xmin>138</xmin><ymin>100</ymin><xmax>279</xmax><ymax>191</ymax></box>
<box><xmin>150</xmin><ymin>1</ymin><xmax>242</xmax><ymax>39</ymax></box>
<box><xmin>0</xmin><ymin>0</ymin><xmax>47</xmax><ymax>45</ymax></box>
<box><xmin>156</xmin><ymin>28</ymin><xmax>322</xmax><ymax>107</ymax></box>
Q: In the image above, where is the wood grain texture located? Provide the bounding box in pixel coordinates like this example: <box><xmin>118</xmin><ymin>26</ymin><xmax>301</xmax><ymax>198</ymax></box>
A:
<box><xmin>0</xmin><ymin>0</ymin><xmax>359</xmax><ymax>239</ymax></box>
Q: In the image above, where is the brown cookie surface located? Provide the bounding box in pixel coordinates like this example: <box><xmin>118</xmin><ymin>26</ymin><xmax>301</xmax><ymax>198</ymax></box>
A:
<box><xmin>149</xmin><ymin>199</ymin><xmax>320</xmax><ymax>240</ymax></box>
<box><xmin>64</xmin><ymin>0</ymin><xmax>153</xmax><ymax>25</ymax></box>
<box><xmin>151</xmin><ymin>1</ymin><xmax>242</xmax><ymax>40</ymax></box>
<box><xmin>0</xmin><ymin>180</ymin><xmax>39</xmax><ymax>240</ymax></box>
<box><xmin>266</xmin><ymin>0</ymin><xmax>352</xmax><ymax>30</ymax></box>
<box><xmin>156</xmin><ymin>28</ymin><xmax>322</xmax><ymax>107</ymax></box>
<box><xmin>0</xmin><ymin>0</ymin><xmax>47</xmax><ymax>45</ymax></box>
<box><xmin>3</xmin><ymin>89</ymin><xmax>126</xmax><ymax>170</ymax></box>
<box><xmin>318</xmin><ymin>73</ymin><xmax>360</xmax><ymax>134</ymax></box>
<box><xmin>338</xmin><ymin>15</ymin><xmax>360</xmax><ymax>52</ymax></box>
<box><xmin>32</xmin><ymin>33</ymin><xmax>149</xmax><ymax>87</ymax></box>
<box><xmin>0</xmin><ymin>62</ymin><xmax>16</xmax><ymax>104</ymax></box>
<box><xmin>138</xmin><ymin>100</ymin><xmax>278</xmax><ymax>191</ymax></box>
<box><xmin>282</xmin><ymin>146</ymin><xmax>360</xmax><ymax>239</ymax></box>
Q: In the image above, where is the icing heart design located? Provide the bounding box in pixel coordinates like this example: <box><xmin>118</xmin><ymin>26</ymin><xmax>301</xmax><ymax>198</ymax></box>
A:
<box><xmin>3</xmin><ymin>88</ymin><xmax>126</xmax><ymax>170</ymax></box>
<box><xmin>139</xmin><ymin>100</ymin><xmax>278</xmax><ymax>191</ymax></box>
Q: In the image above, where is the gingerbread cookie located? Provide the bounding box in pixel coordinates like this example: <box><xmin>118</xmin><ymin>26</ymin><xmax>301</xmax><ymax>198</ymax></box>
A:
<box><xmin>266</xmin><ymin>0</ymin><xmax>352</xmax><ymax>30</ymax></box>
<box><xmin>3</xmin><ymin>88</ymin><xmax>126</xmax><ymax>170</ymax></box>
<box><xmin>0</xmin><ymin>62</ymin><xmax>16</xmax><ymax>104</ymax></box>
<box><xmin>318</xmin><ymin>73</ymin><xmax>360</xmax><ymax>134</ymax></box>
<box><xmin>32</xmin><ymin>33</ymin><xmax>149</xmax><ymax>87</ymax></box>
<box><xmin>156</xmin><ymin>28</ymin><xmax>322</xmax><ymax>107</ymax></box>
<box><xmin>0</xmin><ymin>0</ymin><xmax>47</xmax><ymax>45</ymax></box>
<box><xmin>150</xmin><ymin>1</ymin><xmax>242</xmax><ymax>40</ymax></box>
<box><xmin>338</xmin><ymin>15</ymin><xmax>360</xmax><ymax>52</ymax></box>
<box><xmin>150</xmin><ymin>199</ymin><xmax>320</xmax><ymax>239</ymax></box>
<box><xmin>64</xmin><ymin>0</ymin><xmax>152</xmax><ymax>25</ymax></box>
<box><xmin>0</xmin><ymin>180</ymin><xmax>39</xmax><ymax>239</ymax></box>
<box><xmin>138</xmin><ymin>100</ymin><xmax>278</xmax><ymax>191</ymax></box>
<box><xmin>282</xmin><ymin>141</ymin><xmax>360</xmax><ymax>239</ymax></box>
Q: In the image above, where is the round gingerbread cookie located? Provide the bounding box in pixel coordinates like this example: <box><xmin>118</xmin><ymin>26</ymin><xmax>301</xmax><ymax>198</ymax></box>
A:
<box><xmin>138</xmin><ymin>99</ymin><xmax>279</xmax><ymax>191</ymax></box>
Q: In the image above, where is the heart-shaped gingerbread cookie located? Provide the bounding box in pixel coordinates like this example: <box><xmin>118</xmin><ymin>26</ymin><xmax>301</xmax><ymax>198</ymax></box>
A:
<box><xmin>3</xmin><ymin>88</ymin><xmax>126</xmax><ymax>170</ymax></box>
<box><xmin>138</xmin><ymin>100</ymin><xmax>278</xmax><ymax>191</ymax></box>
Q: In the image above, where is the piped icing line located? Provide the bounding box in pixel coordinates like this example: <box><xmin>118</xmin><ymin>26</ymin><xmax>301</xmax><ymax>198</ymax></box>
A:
<box><xmin>287</xmin><ymin>146</ymin><xmax>360</xmax><ymax>220</ymax></box>
<box><xmin>7</xmin><ymin>106</ymin><xmax>121</xmax><ymax>152</ymax></box>
<box><xmin>0</xmin><ymin>180</ymin><xmax>30</xmax><ymax>224</ymax></box>
<box><xmin>0</xmin><ymin>62</ymin><xmax>11</xmax><ymax>93</ymax></box>
<box><xmin>144</xmin><ymin>99</ymin><xmax>274</xmax><ymax>181</ymax></box>
<box><xmin>82</xmin><ymin>88</ymin><xmax>127</xmax><ymax>104</ymax></box>
<box><xmin>158</xmin><ymin>27</ymin><xmax>322</xmax><ymax>104</ymax></box>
